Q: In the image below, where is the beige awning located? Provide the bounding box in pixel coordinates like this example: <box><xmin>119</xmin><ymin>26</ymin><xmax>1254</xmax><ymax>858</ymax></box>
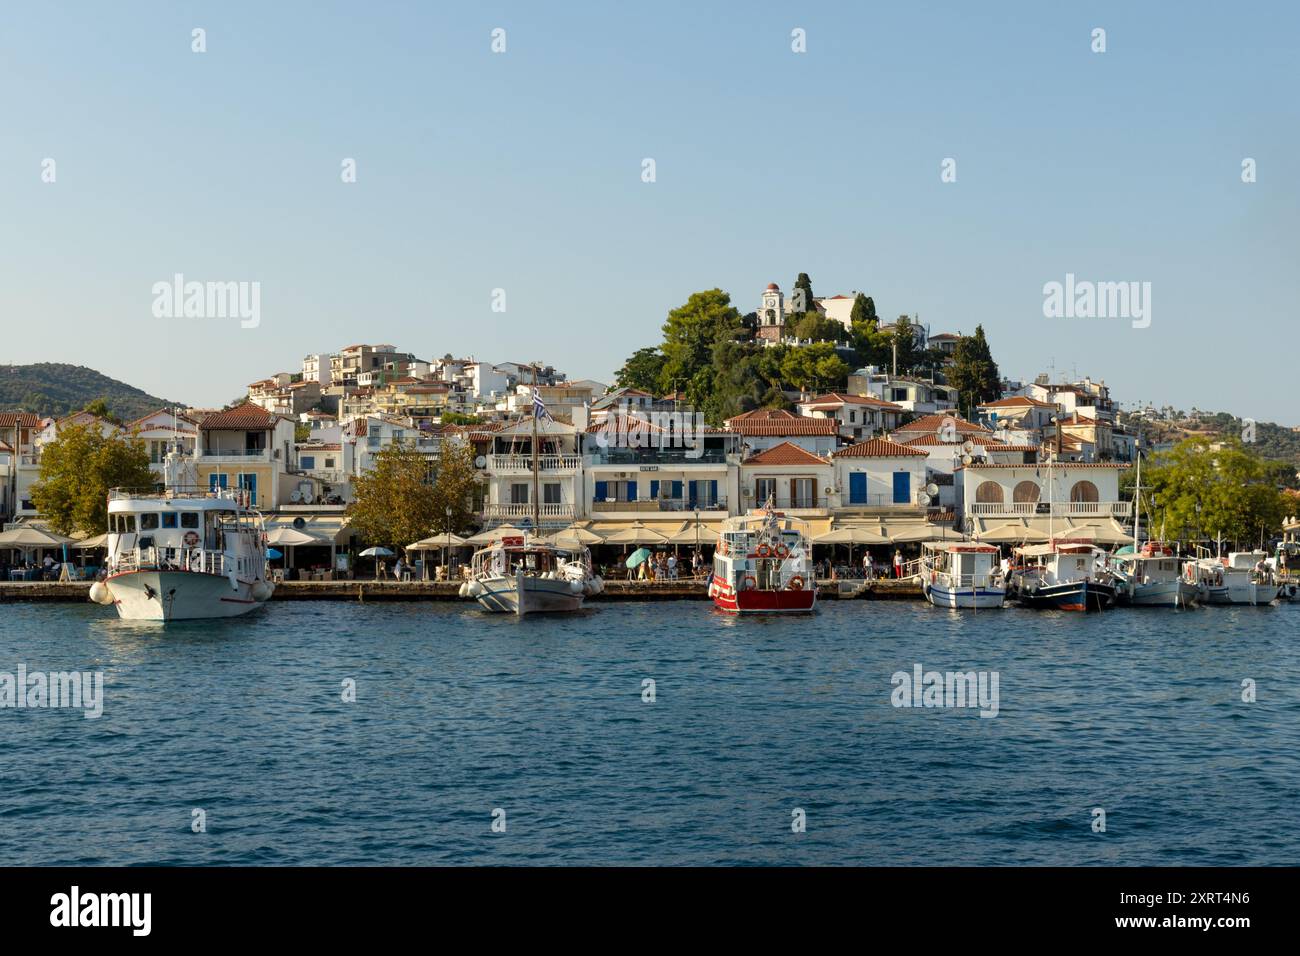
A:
<box><xmin>0</xmin><ymin>527</ymin><xmax>76</xmax><ymax>548</ymax></box>
<box><xmin>815</xmin><ymin>526</ymin><xmax>891</xmax><ymax>545</ymax></box>
<box><xmin>263</xmin><ymin>514</ymin><xmax>352</xmax><ymax>545</ymax></box>
<box><xmin>974</xmin><ymin>520</ymin><xmax>1050</xmax><ymax>544</ymax></box>
<box><xmin>464</xmin><ymin>525</ymin><xmax>530</xmax><ymax>546</ymax></box>
<box><xmin>265</xmin><ymin>527</ymin><xmax>325</xmax><ymax>547</ymax></box>
<box><xmin>1060</xmin><ymin>520</ymin><xmax>1132</xmax><ymax>545</ymax></box>
<box><xmin>887</xmin><ymin>523</ymin><xmax>955</xmax><ymax>543</ymax></box>
<box><xmin>543</xmin><ymin>525</ymin><xmax>605</xmax><ymax>546</ymax></box>
<box><xmin>72</xmin><ymin>533</ymin><xmax>109</xmax><ymax>549</ymax></box>
<box><xmin>407</xmin><ymin>534</ymin><xmax>469</xmax><ymax>550</ymax></box>
<box><xmin>602</xmin><ymin>522</ymin><xmax>672</xmax><ymax>545</ymax></box>
<box><xmin>667</xmin><ymin>521</ymin><xmax>718</xmax><ymax>545</ymax></box>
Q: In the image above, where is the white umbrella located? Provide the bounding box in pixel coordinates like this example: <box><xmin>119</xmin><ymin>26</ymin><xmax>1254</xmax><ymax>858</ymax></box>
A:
<box><xmin>265</xmin><ymin>527</ymin><xmax>323</xmax><ymax>547</ymax></box>
<box><xmin>544</xmin><ymin>525</ymin><xmax>605</xmax><ymax>546</ymax></box>
<box><xmin>358</xmin><ymin>546</ymin><xmax>394</xmax><ymax>557</ymax></box>
<box><xmin>463</xmin><ymin>525</ymin><xmax>528</xmax><ymax>546</ymax></box>
<box><xmin>0</xmin><ymin>527</ymin><xmax>76</xmax><ymax>548</ymax></box>
<box><xmin>407</xmin><ymin>534</ymin><xmax>469</xmax><ymax>550</ymax></box>
<box><xmin>72</xmin><ymin>533</ymin><xmax>109</xmax><ymax>549</ymax></box>
<box><xmin>603</xmin><ymin>523</ymin><xmax>671</xmax><ymax>546</ymax></box>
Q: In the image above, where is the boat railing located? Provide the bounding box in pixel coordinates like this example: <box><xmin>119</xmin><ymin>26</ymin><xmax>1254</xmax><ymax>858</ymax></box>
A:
<box><xmin>109</xmin><ymin>547</ymin><xmax>229</xmax><ymax>577</ymax></box>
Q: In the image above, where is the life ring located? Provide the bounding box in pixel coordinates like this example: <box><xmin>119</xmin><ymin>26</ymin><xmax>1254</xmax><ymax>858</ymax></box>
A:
<box><xmin>774</xmin><ymin>543</ymin><xmax>789</xmax><ymax>558</ymax></box>
<box><xmin>756</xmin><ymin>543</ymin><xmax>771</xmax><ymax>558</ymax></box>
<box><xmin>183</xmin><ymin>531</ymin><xmax>200</xmax><ymax>548</ymax></box>
<box><xmin>741</xmin><ymin>574</ymin><xmax>757</xmax><ymax>590</ymax></box>
<box><xmin>789</xmin><ymin>575</ymin><xmax>804</xmax><ymax>590</ymax></box>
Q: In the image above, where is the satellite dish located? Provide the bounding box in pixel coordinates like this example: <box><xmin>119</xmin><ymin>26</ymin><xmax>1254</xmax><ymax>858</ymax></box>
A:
<box><xmin>962</xmin><ymin>440</ymin><xmax>976</xmax><ymax>454</ymax></box>
<box><xmin>918</xmin><ymin>492</ymin><xmax>931</xmax><ymax>506</ymax></box>
<box><xmin>289</xmin><ymin>490</ymin><xmax>303</xmax><ymax>503</ymax></box>
<box><xmin>926</xmin><ymin>482</ymin><xmax>939</xmax><ymax>497</ymax></box>
<box><xmin>474</xmin><ymin>455</ymin><xmax>487</xmax><ymax>469</ymax></box>
<box><xmin>962</xmin><ymin>454</ymin><xmax>973</xmax><ymax>466</ymax></box>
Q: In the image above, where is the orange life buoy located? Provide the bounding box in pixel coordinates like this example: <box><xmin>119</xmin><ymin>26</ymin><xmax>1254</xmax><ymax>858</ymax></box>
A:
<box><xmin>756</xmin><ymin>543</ymin><xmax>771</xmax><ymax>558</ymax></box>
<box><xmin>183</xmin><ymin>531</ymin><xmax>200</xmax><ymax>548</ymax></box>
<box><xmin>789</xmin><ymin>575</ymin><xmax>804</xmax><ymax>590</ymax></box>
<box><xmin>741</xmin><ymin>574</ymin><xmax>757</xmax><ymax>590</ymax></box>
<box><xmin>774</xmin><ymin>543</ymin><xmax>789</xmax><ymax>558</ymax></box>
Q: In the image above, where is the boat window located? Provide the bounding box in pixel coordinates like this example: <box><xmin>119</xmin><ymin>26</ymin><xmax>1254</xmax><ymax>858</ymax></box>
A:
<box><xmin>161</xmin><ymin>513</ymin><xmax>179</xmax><ymax>529</ymax></box>
<box><xmin>121</xmin><ymin>514</ymin><xmax>136</xmax><ymax>533</ymax></box>
<box><xmin>140</xmin><ymin>513</ymin><xmax>160</xmax><ymax>530</ymax></box>
<box><xmin>180</xmin><ymin>512</ymin><xmax>200</xmax><ymax>529</ymax></box>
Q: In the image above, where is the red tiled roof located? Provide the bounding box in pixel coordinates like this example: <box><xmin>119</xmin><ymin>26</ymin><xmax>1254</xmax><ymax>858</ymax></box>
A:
<box><xmin>893</xmin><ymin>413</ymin><xmax>991</xmax><ymax>435</ymax></box>
<box><xmin>726</xmin><ymin>409</ymin><xmax>838</xmax><ymax>436</ymax></box>
<box><xmin>977</xmin><ymin>396</ymin><xmax>1057</xmax><ymax>409</ymax></box>
<box><xmin>127</xmin><ymin>407</ymin><xmax>200</xmax><ymax>427</ymax></box>
<box><xmin>833</xmin><ymin>438</ymin><xmax>928</xmax><ymax>458</ymax></box>
<box><xmin>800</xmin><ymin>392</ymin><xmax>904</xmax><ymax>410</ymax></box>
<box><xmin>742</xmin><ymin>441</ymin><xmax>829</xmax><ymax>466</ymax></box>
<box><xmin>900</xmin><ymin>433</ymin><xmax>1029</xmax><ymax>449</ymax></box>
<box><xmin>0</xmin><ymin>412</ymin><xmax>43</xmax><ymax>428</ymax></box>
<box><xmin>200</xmin><ymin>403</ymin><xmax>277</xmax><ymax>430</ymax></box>
<box><xmin>0</xmin><ymin>440</ymin><xmax>13</xmax><ymax>452</ymax></box>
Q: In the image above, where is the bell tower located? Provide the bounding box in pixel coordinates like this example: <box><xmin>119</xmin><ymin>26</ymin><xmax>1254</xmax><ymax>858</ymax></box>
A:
<box><xmin>758</xmin><ymin>282</ymin><xmax>784</xmax><ymax>343</ymax></box>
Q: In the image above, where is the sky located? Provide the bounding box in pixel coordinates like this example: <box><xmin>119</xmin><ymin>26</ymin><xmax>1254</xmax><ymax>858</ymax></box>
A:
<box><xmin>1</xmin><ymin>1</ymin><xmax>1297</xmax><ymax>421</ymax></box>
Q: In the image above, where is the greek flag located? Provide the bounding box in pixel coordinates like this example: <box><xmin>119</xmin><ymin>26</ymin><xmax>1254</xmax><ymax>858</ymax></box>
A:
<box><xmin>532</xmin><ymin>392</ymin><xmax>553</xmax><ymax>421</ymax></box>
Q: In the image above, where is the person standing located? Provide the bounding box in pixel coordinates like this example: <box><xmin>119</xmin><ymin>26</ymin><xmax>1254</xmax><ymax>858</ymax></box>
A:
<box><xmin>893</xmin><ymin>549</ymin><xmax>903</xmax><ymax>579</ymax></box>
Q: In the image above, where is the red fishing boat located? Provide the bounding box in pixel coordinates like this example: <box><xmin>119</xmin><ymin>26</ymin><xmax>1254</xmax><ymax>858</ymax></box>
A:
<box><xmin>707</xmin><ymin>508</ymin><xmax>816</xmax><ymax>614</ymax></box>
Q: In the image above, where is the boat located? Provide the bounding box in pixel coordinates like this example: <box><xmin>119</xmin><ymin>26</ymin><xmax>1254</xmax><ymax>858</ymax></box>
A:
<box><xmin>462</xmin><ymin>366</ymin><xmax>602</xmax><ymax>615</ymax></box>
<box><xmin>1186</xmin><ymin>551</ymin><xmax>1279</xmax><ymax>606</ymax></box>
<box><xmin>1008</xmin><ymin>540</ymin><xmax>1115</xmax><ymax>611</ymax></box>
<box><xmin>707</xmin><ymin>507</ymin><xmax>816</xmax><ymax>614</ymax></box>
<box><xmin>1113</xmin><ymin>543</ymin><xmax>1199</xmax><ymax>608</ymax></box>
<box><xmin>89</xmin><ymin>485</ymin><xmax>274</xmax><ymax>620</ymax></box>
<box><xmin>462</xmin><ymin>532</ymin><xmax>601</xmax><ymax>614</ymax></box>
<box><xmin>920</xmin><ymin>542</ymin><xmax>1005</xmax><ymax>608</ymax></box>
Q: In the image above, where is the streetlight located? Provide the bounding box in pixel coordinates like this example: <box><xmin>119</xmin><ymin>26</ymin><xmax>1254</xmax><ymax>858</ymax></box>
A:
<box><xmin>444</xmin><ymin>504</ymin><xmax>453</xmax><ymax>582</ymax></box>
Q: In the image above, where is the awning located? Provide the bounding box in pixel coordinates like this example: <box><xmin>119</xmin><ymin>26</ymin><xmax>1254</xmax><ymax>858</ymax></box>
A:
<box><xmin>265</xmin><ymin>527</ymin><xmax>325</xmax><ymax>547</ymax></box>
<box><xmin>407</xmin><ymin>534</ymin><xmax>469</xmax><ymax>550</ymax></box>
<box><xmin>1060</xmin><ymin>520</ymin><xmax>1131</xmax><ymax>545</ymax></box>
<box><xmin>602</xmin><ymin>522</ymin><xmax>672</xmax><ymax>545</ymax></box>
<box><xmin>543</xmin><ymin>525</ymin><xmax>606</xmax><ymax>546</ymax></box>
<box><xmin>72</xmin><ymin>533</ymin><xmax>109</xmax><ymax>549</ymax></box>
<box><xmin>263</xmin><ymin>514</ymin><xmax>352</xmax><ymax>545</ymax></box>
<box><xmin>973</xmin><ymin>520</ymin><xmax>1050</xmax><ymax>544</ymax></box>
<box><xmin>464</xmin><ymin>525</ymin><xmax>530</xmax><ymax>546</ymax></box>
<box><xmin>814</xmin><ymin>526</ymin><xmax>890</xmax><ymax>545</ymax></box>
<box><xmin>0</xmin><ymin>527</ymin><xmax>76</xmax><ymax>548</ymax></box>
<box><xmin>667</xmin><ymin>521</ymin><xmax>719</xmax><ymax>545</ymax></box>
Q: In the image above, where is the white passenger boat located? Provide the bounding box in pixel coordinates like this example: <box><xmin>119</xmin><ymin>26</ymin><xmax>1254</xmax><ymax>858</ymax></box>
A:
<box><xmin>920</xmin><ymin>542</ymin><xmax>1005</xmax><ymax>609</ymax></box>
<box><xmin>1113</xmin><ymin>543</ymin><xmax>1199</xmax><ymax>608</ymax></box>
<box><xmin>462</xmin><ymin>532</ymin><xmax>602</xmax><ymax>615</ymax></box>
<box><xmin>1186</xmin><ymin>551</ymin><xmax>1279</xmax><ymax>606</ymax></box>
<box><xmin>90</xmin><ymin>486</ymin><xmax>274</xmax><ymax>620</ymax></box>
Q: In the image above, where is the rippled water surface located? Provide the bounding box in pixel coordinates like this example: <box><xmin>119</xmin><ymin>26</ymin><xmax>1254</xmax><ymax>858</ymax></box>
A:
<box><xmin>0</xmin><ymin>599</ymin><xmax>1297</xmax><ymax>865</ymax></box>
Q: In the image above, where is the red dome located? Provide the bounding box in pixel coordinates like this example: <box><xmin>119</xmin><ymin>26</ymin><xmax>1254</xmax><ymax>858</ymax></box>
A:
<box><xmin>765</xmin><ymin>282</ymin><xmax>779</xmax><ymax>291</ymax></box>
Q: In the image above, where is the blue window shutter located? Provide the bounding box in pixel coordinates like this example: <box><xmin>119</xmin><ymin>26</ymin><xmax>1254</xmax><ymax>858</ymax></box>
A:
<box><xmin>709</xmin><ymin>480</ymin><xmax>717</xmax><ymax>504</ymax></box>
<box><xmin>594</xmin><ymin>481</ymin><xmax>607</xmax><ymax>501</ymax></box>
<box><xmin>649</xmin><ymin>480</ymin><xmax>659</xmax><ymax>499</ymax></box>
<box><xmin>671</xmin><ymin>480</ymin><xmax>683</xmax><ymax>500</ymax></box>
<box><xmin>627</xmin><ymin>480</ymin><xmax>638</xmax><ymax>501</ymax></box>
<box><xmin>849</xmin><ymin>472</ymin><xmax>867</xmax><ymax>504</ymax></box>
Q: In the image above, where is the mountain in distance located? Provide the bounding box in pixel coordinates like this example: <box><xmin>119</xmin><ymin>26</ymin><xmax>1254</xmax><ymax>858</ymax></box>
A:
<box><xmin>0</xmin><ymin>363</ymin><xmax>185</xmax><ymax>423</ymax></box>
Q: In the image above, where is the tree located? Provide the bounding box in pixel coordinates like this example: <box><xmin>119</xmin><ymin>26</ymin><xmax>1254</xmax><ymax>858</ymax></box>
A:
<box><xmin>428</xmin><ymin>439</ymin><xmax>482</xmax><ymax>534</ymax></box>
<box><xmin>347</xmin><ymin>441</ymin><xmax>441</xmax><ymax>549</ymax></box>
<box><xmin>614</xmin><ymin>347</ymin><xmax>667</xmax><ymax>394</ymax></box>
<box><xmin>31</xmin><ymin>423</ymin><xmax>154</xmax><ymax>536</ymax></box>
<box><xmin>946</xmin><ymin>325</ymin><xmax>1001</xmax><ymax>416</ymax></box>
<box><xmin>780</xmin><ymin>342</ymin><xmax>850</xmax><ymax>396</ymax></box>
<box><xmin>1144</xmin><ymin>437</ymin><xmax>1286</xmax><ymax>548</ymax></box>
<box><xmin>82</xmin><ymin>398</ymin><xmax>120</xmax><ymax>424</ymax></box>
<box><xmin>793</xmin><ymin>312</ymin><xmax>850</xmax><ymax>344</ymax></box>
<box><xmin>849</xmin><ymin>293</ymin><xmax>877</xmax><ymax>326</ymax></box>
<box><xmin>792</xmin><ymin>272</ymin><xmax>815</xmax><ymax>316</ymax></box>
<box><xmin>659</xmin><ymin>289</ymin><xmax>743</xmax><ymax>411</ymax></box>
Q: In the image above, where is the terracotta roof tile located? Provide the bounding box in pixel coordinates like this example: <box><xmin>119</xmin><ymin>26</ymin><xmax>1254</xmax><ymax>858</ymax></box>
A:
<box><xmin>741</xmin><ymin>441</ymin><xmax>829</xmax><ymax>466</ymax></box>
<box><xmin>833</xmin><ymin>438</ymin><xmax>928</xmax><ymax>458</ymax></box>
<box><xmin>200</xmin><ymin>402</ymin><xmax>278</xmax><ymax>430</ymax></box>
<box><xmin>0</xmin><ymin>412</ymin><xmax>42</xmax><ymax>428</ymax></box>
<box><xmin>893</xmin><ymin>413</ymin><xmax>991</xmax><ymax>435</ymax></box>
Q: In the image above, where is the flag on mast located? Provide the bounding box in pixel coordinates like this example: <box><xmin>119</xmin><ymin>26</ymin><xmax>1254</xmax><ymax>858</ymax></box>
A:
<box><xmin>532</xmin><ymin>391</ymin><xmax>553</xmax><ymax>422</ymax></box>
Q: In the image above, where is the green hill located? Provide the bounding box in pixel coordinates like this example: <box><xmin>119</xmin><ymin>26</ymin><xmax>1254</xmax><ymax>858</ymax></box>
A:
<box><xmin>0</xmin><ymin>363</ymin><xmax>183</xmax><ymax>423</ymax></box>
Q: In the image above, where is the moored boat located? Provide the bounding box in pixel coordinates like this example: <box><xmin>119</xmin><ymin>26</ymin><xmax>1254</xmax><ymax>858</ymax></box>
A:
<box><xmin>920</xmin><ymin>542</ymin><xmax>1005</xmax><ymax>609</ymax></box>
<box><xmin>463</xmin><ymin>532</ymin><xmax>602</xmax><ymax>615</ymax></box>
<box><xmin>707</xmin><ymin>508</ymin><xmax>816</xmax><ymax>614</ymax></box>
<box><xmin>1113</xmin><ymin>543</ymin><xmax>1199</xmax><ymax>608</ymax></box>
<box><xmin>90</xmin><ymin>486</ymin><xmax>274</xmax><ymax>621</ymax></box>
<box><xmin>1186</xmin><ymin>551</ymin><xmax>1279</xmax><ymax>606</ymax></box>
<box><xmin>1009</xmin><ymin>540</ymin><xmax>1115</xmax><ymax>611</ymax></box>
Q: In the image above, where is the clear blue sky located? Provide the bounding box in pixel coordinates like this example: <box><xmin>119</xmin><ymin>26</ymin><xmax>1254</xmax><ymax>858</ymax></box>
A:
<box><xmin>2</xmin><ymin>1</ymin><xmax>1296</xmax><ymax>421</ymax></box>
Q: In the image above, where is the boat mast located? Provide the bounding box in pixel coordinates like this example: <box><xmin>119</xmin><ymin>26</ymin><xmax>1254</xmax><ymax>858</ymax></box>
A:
<box><xmin>1133</xmin><ymin>449</ymin><xmax>1142</xmax><ymax>549</ymax></box>
<box><xmin>530</xmin><ymin>363</ymin><xmax>540</xmax><ymax>535</ymax></box>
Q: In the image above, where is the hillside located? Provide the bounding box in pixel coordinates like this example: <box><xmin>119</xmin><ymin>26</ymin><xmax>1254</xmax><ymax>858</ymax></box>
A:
<box><xmin>1123</xmin><ymin>411</ymin><xmax>1300</xmax><ymax>468</ymax></box>
<box><xmin>0</xmin><ymin>363</ymin><xmax>183</xmax><ymax>423</ymax></box>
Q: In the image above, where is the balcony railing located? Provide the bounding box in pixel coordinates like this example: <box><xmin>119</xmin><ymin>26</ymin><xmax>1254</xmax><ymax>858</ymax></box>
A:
<box><xmin>591</xmin><ymin>498</ymin><xmax>728</xmax><ymax>513</ymax></box>
<box><xmin>489</xmin><ymin>454</ymin><xmax>581</xmax><ymax>473</ymax></box>
<box><xmin>483</xmin><ymin>503</ymin><xmax>575</xmax><ymax>520</ymax></box>
<box><xmin>199</xmin><ymin>448</ymin><xmax>273</xmax><ymax>459</ymax></box>
<box><xmin>967</xmin><ymin>501</ymin><xmax>1132</xmax><ymax>517</ymax></box>
<box><xmin>587</xmin><ymin>449</ymin><xmax>730</xmax><ymax>465</ymax></box>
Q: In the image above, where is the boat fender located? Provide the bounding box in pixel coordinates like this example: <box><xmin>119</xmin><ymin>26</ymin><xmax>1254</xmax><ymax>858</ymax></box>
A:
<box><xmin>251</xmin><ymin>580</ymin><xmax>272</xmax><ymax>601</ymax></box>
<box><xmin>88</xmin><ymin>581</ymin><xmax>114</xmax><ymax>605</ymax></box>
<box><xmin>458</xmin><ymin>581</ymin><xmax>469</xmax><ymax>598</ymax></box>
<box><xmin>228</xmin><ymin>570</ymin><xmax>239</xmax><ymax>592</ymax></box>
<box><xmin>467</xmin><ymin>580</ymin><xmax>484</xmax><ymax>598</ymax></box>
<box><xmin>788</xmin><ymin>575</ymin><xmax>804</xmax><ymax>591</ymax></box>
<box><xmin>592</xmin><ymin>576</ymin><xmax>604</xmax><ymax>594</ymax></box>
<box><xmin>570</xmin><ymin>579</ymin><xmax>584</xmax><ymax>594</ymax></box>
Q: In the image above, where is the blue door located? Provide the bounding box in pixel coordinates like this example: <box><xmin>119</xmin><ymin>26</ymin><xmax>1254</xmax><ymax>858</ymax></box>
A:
<box><xmin>626</xmin><ymin>480</ymin><xmax>638</xmax><ymax>502</ymax></box>
<box><xmin>892</xmin><ymin>471</ymin><xmax>910</xmax><ymax>504</ymax></box>
<box><xmin>594</xmin><ymin>480</ymin><xmax>608</xmax><ymax>502</ymax></box>
<box><xmin>849</xmin><ymin>472</ymin><xmax>867</xmax><ymax>505</ymax></box>
<box><xmin>208</xmin><ymin>473</ymin><xmax>227</xmax><ymax>492</ymax></box>
<box><xmin>671</xmin><ymin>480</ymin><xmax>683</xmax><ymax>502</ymax></box>
<box><xmin>649</xmin><ymin>480</ymin><xmax>660</xmax><ymax>500</ymax></box>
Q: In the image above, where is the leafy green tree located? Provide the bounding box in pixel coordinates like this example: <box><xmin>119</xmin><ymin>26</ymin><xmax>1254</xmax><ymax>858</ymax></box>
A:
<box><xmin>428</xmin><ymin>439</ymin><xmax>483</xmax><ymax>534</ymax></box>
<box><xmin>613</xmin><ymin>347</ymin><xmax>667</xmax><ymax>394</ymax></box>
<box><xmin>31</xmin><ymin>423</ymin><xmax>154</xmax><ymax>535</ymax></box>
<box><xmin>791</xmin><ymin>273</ymin><xmax>815</xmax><ymax>316</ymax></box>
<box><xmin>660</xmin><ymin>289</ymin><xmax>743</xmax><ymax>411</ymax></box>
<box><xmin>946</xmin><ymin>325</ymin><xmax>1001</xmax><ymax>415</ymax></box>
<box><xmin>849</xmin><ymin>293</ymin><xmax>877</xmax><ymax>326</ymax></box>
<box><xmin>889</xmin><ymin>315</ymin><xmax>921</xmax><ymax>372</ymax></box>
<box><xmin>793</xmin><ymin>312</ymin><xmax>850</xmax><ymax>344</ymax></box>
<box><xmin>347</xmin><ymin>441</ymin><xmax>441</xmax><ymax>548</ymax></box>
<box><xmin>1144</xmin><ymin>437</ymin><xmax>1287</xmax><ymax>548</ymax></box>
<box><xmin>780</xmin><ymin>342</ymin><xmax>849</xmax><ymax>396</ymax></box>
<box><xmin>440</xmin><ymin>412</ymin><xmax>483</xmax><ymax>426</ymax></box>
<box><xmin>82</xmin><ymin>398</ymin><xmax>120</xmax><ymax>424</ymax></box>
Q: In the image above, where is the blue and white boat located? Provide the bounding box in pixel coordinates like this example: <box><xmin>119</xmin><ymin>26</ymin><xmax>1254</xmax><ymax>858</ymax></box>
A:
<box><xmin>920</xmin><ymin>542</ymin><xmax>1005</xmax><ymax>609</ymax></box>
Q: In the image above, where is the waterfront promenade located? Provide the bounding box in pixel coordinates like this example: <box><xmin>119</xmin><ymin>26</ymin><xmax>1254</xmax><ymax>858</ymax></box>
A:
<box><xmin>0</xmin><ymin>578</ymin><xmax>923</xmax><ymax>603</ymax></box>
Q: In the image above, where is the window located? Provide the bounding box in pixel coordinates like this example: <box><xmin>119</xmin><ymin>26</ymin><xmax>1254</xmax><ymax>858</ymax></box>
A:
<box><xmin>510</xmin><ymin>483</ymin><xmax>530</xmax><ymax>505</ymax></box>
<box><xmin>543</xmin><ymin>483</ymin><xmax>561</xmax><ymax>505</ymax></box>
<box><xmin>180</xmin><ymin>513</ymin><xmax>200</xmax><ymax>529</ymax></box>
<box><xmin>975</xmin><ymin>481</ymin><xmax>1004</xmax><ymax>504</ymax></box>
<box><xmin>161</xmin><ymin>513</ymin><xmax>178</xmax><ymax>529</ymax></box>
<box><xmin>300</xmin><ymin>456</ymin><xmax>316</xmax><ymax>470</ymax></box>
<box><xmin>755</xmin><ymin>478</ymin><xmax>776</xmax><ymax>503</ymax></box>
<box><xmin>792</xmin><ymin>478</ymin><xmax>814</xmax><ymax>508</ymax></box>
<box><xmin>1012</xmin><ymin>481</ymin><xmax>1040</xmax><ymax>503</ymax></box>
<box><xmin>1070</xmin><ymin>480</ymin><xmax>1099</xmax><ymax>503</ymax></box>
<box><xmin>141</xmin><ymin>513</ymin><xmax>160</xmax><ymax>530</ymax></box>
<box><xmin>324</xmin><ymin>458</ymin><xmax>335</xmax><ymax>469</ymax></box>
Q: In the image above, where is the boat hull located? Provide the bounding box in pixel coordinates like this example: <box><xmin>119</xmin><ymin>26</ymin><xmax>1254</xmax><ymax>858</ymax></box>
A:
<box><xmin>1015</xmin><ymin>579</ymin><xmax>1114</xmax><ymax>612</ymax></box>
<box><xmin>103</xmin><ymin>570</ymin><xmax>270</xmax><ymax>621</ymax></box>
<box><xmin>1117</xmin><ymin>580</ymin><xmax>1200</xmax><ymax>608</ymax></box>
<box><xmin>708</xmin><ymin>576</ymin><xmax>816</xmax><ymax>614</ymax></box>
<box><xmin>474</xmin><ymin>572</ymin><xmax>585</xmax><ymax>615</ymax></box>
<box><xmin>923</xmin><ymin>583</ymin><xmax>1005</xmax><ymax>609</ymax></box>
<box><xmin>1200</xmin><ymin>581</ymin><xmax>1278</xmax><ymax>606</ymax></box>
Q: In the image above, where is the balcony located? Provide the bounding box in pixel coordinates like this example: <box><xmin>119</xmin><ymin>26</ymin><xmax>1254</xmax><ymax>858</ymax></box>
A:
<box><xmin>967</xmin><ymin>501</ymin><xmax>1132</xmax><ymax>517</ymax></box>
<box><xmin>199</xmin><ymin>448</ymin><xmax>275</xmax><ymax>461</ymax></box>
<box><xmin>483</xmin><ymin>502</ymin><xmax>575</xmax><ymax>522</ymax></box>
<box><xmin>488</xmin><ymin>454</ymin><xmax>581</xmax><ymax>474</ymax></box>
<box><xmin>591</xmin><ymin>498</ymin><xmax>728</xmax><ymax>514</ymax></box>
<box><xmin>587</xmin><ymin>448</ymin><xmax>730</xmax><ymax>466</ymax></box>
